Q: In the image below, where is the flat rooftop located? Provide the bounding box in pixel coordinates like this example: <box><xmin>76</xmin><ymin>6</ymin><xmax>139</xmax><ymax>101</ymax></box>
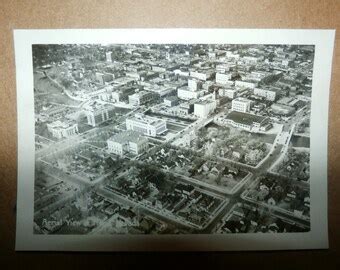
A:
<box><xmin>109</xmin><ymin>130</ymin><xmax>147</xmax><ymax>144</ymax></box>
<box><xmin>129</xmin><ymin>91</ymin><xmax>152</xmax><ymax>98</ymax></box>
<box><xmin>47</xmin><ymin>120</ymin><xmax>76</xmax><ymax>129</ymax></box>
<box><xmin>233</xmin><ymin>97</ymin><xmax>251</xmax><ymax>103</ymax></box>
<box><xmin>83</xmin><ymin>101</ymin><xmax>114</xmax><ymax>112</ymax></box>
<box><xmin>127</xmin><ymin>113</ymin><xmax>166</xmax><ymax>126</ymax></box>
<box><xmin>195</xmin><ymin>99</ymin><xmax>215</xmax><ymax>105</ymax></box>
<box><xmin>226</xmin><ymin>111</ymin><xmax>268</xmax><ymax>125</ymax></box>
<box><xmin>164</xmin><ymin>96</ymin><xmax>178</xmax><ymax>102</ymax></box>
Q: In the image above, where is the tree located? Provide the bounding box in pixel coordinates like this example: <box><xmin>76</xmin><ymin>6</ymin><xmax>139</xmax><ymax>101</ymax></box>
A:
<box><xmin>215</xmin><ymin>173</ymin><xmax>222</xmax><ymax>185</ymax></box>
<box><xmin>60</xmin><ymin>77</ymin><xmax>73</xmax><ymax>89</ymax></box>
<box><xmin>117</xmin><ymin>177</ymin><xmax>127</xmax><ymax>189</ymax></box>
<box><xmin>245</xmin><ymin>149</ymin><xmax>264</xmax><ymax>165</ymax></box>
<box><xmin>32</xmin><ymin>45</ymin><xmax>67</xmax><ymax>68</ymax></box>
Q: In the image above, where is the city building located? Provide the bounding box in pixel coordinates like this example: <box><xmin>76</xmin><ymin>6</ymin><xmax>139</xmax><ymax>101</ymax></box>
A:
<box><xmin>194</xmin><ymin>99</ymin><xmax>216</xmax><ymax>118</ymax></box>
<box><xmin>46</xmin><ymin>120</ymin><xmax>78</xmax><ymax>139</ymax></box>
<box><xmin>174</xmin><ymin>183</ymin><xmax>195</xmax><ymax>196</ymax></box>
<box><xmin>84</xmin><ymin>102</ymin><xmax>115</xmax><ymax>127</ymax></box>
<box><xmin>126</xmin><ymin>113</ymin><xmax>167</xmax><ymax>137</ymax></box>
<box><xmin>188</xmin><ymin>78</ymin><xmax>203</xmax><ymax>91</ymax></box>
<box><xmin>271</xmin><ymin>103</ymin><xmax>296</xmax><ymax>115</ymax></box>
<box><xmin>231</xmin><ymin>97</ymin><xmax>252</xmax><ymax>113</ymax></box>
<box><xmin>142</xmin><ymin>83</ymin><xmax>176</xmax><ymax>97</ymax></box>
<box><xmin>106</xmin><ymin>51</ymin><xmax>112</xmax><ymax>63</ymax></box>
<box><xmin>111</xmin><ymin>76</ymin><xmax>136</xmax><ymax>87</ymax></box>
<box><xmin>225</xmin><ymin>51</ymin><xmax>240</xmax><ymax>59</ymax></box>
<box><xmin>85</xmin><ymin>86</ymin><xmax>113</xmax><ymax>101</ymax></box>
<box><xmin>140</xmin><ymin>71</ymin><xmax>159</xmax><ymax>82</ymax></box>
<box><xmin>128</xmin><ymin>91</ymin><xmax>154</xmax><ymax>106</ymax></box>
<box><xmin>190</xmin><ymin>69</ymin><xmax>215</xmax><ymax>81</ymax></box>
<box><xmin>219</xmin><ymin>88</ymin><xmax>238</xmax><ymax>99</ymax></box>
<box><xmin>235</xmin><ymin>80</ymin><xmax>258</xmax><ymax>89</ymax></box>
<box><xmin>39</xmin><ymin>106</ymin><xmax>66</xmax><ymax>119</ymax></box>
<box><xmin>107</xmin><ymin>130</ymin><xmax>148</xmax><ymax>156</ymax></box>
<box><xmin>216</xmin><ymin>64</ymin><xmax>231</xmax><ymax>73</ymax></box>
<box><xmin>116</xmin><ymin>209</ymin><xmax>138</xmax><ymax>227</ymax></box>
<box><xmin>177</xmin><ymin>102</ymin><xmax>195</xmax><ymax>115</ymax></box>
<box><xmin>173</xmin><ymin>68</ymin><xmax>190</xmax><ymax>77</ymax></box>
<box><xmin>164</xmin><ymin>96</ymin><xmax>179</xmax><ymax>107</ymax></box>
<box><xmin>112</xmin><ymin>86</ymin><xmax>137</xmax><ymax>103</ymax></box>
<box><xmin>242</xmin><ymin>56</ymin><xmax>263</xmax><ymax>65</ymax></box>
<box><xmin>224</xmin><ymin>111</ymin><xmax>272</xmax><ymax>132</ymax></box>
<box><xmin>216</xmin><ymin>73</ymin><xmax>232</xmax><ymax>85</ymax></box>
<box><xmin>177</xmin><ymin>86</ymin><xmax>203</xmax><ymax>100</ymax></box>
<box><xmin>95</xmin><ymin>72</ymin><xmax>114</xmax><ymax>85</ymax></box>
<box><xmin>151</xmin><ymin>65</ymin><xmax>166</xmax><ymax>73</ymax></box>
<box><xmin>125</xmin><ymin>71</ymin><xmax>143</xmax><ymax>80</ymax></box>
<box><xmin>254</xmin><ymin>87</ymin><xmax>279</xmax><ymax>101</ymax></box>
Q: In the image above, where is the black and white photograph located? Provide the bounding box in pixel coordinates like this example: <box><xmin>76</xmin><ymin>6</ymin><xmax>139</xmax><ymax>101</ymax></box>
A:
<box><xmin>14</xmin><ymin>29</ymin><xmax>335</xmax><ymax>251</ymax></box>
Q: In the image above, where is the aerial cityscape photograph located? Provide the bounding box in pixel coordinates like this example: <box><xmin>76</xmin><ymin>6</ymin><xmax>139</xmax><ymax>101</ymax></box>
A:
<box><xmin>32</xmin><ymin>43</ymin><xmax>313</xmax><ymax>235</ymax></box>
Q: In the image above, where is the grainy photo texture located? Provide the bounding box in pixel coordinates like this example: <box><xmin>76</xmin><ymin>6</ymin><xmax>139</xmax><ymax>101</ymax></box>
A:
<box><xmin>32</xmin><ymin>43</ymin><xmax>313</xmax><ymax>235</ymax></box>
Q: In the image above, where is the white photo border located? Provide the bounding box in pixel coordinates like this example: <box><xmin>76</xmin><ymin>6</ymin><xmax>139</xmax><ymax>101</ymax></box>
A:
<box><xmin>14</xmin><ymin>29</ymin><xmax>335</xmax><ymax>251</ymax></box>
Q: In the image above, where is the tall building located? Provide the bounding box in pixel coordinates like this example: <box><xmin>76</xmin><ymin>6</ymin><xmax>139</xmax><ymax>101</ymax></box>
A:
<box><xmin>84</xmin><ymin>102</ymin><xmax>115</xmax><ymax>127</ymax></box>
<box><xmin>112</xmin><ymin>86</ymin><xmax>136</xmax><ymax>103</ymax></box>
<box><xmin>177</xmin><ymin>87</ymin><xmax>203</xmax><ymax>100</ymax></box>
<box><xmin>216</xmin><ymin>64</ymin><xmax>231</xmax><ymax>73</ymax></box>
<box><xmin>126</xmin><ymin>113</ymin><xmax>167</xmax><ymax>137</ymax></box>
<box><xmin>254</xmin><ymin>87</ymin><xmax>279</xmax><ymax>101</ymax></box>
<box><xmin>231</xmin><ymin>97</ymin><xmax>252</xmax><ymax>113</ymax></box>
<box><xmin>219</xmin><ymin>88</ymin><xmax>238</xmax><ymax>99</ymax></box>
<box><xmin>96</xmin><ymin>72</ymin><xmax>114</xmax><ymax>85</ymax></box>
<box><xmin>189</xmin><ymin>69</ymin><xmax>215</xmax><ymax>81</ymax></box>
<box><xmin>128</xmin><ymin>91</ymin><xmax>154</xmax><ymax>106</ymax></box>
<box><xmin>188</xmin><ymin>78</ymin><xmax>202</xmax><ymax>91</ymax></box>
<box><xmin>216</xmin><ymin>73</ymin><xmax>232</xmax><ymax>85</ymax></box>
<box><xmin>107</xmin><ymin>130</ymin><xmax>148</xmax><ymax>156</ymax></box>
<box><xmin>194</xmin><ymin>99</ymin><xmax>216</xmax><ymax>118</ymax></box>
<box><xmin>177</xmin><ymin>102</ymin><xmax>195</xmax><ymax>115</ymax></box>
<box><xmin>164</xmin><ymin>96</ymin><xmax>179</xmax><ymax>107</ymax></box>
<box><xmin>46</xmin><ymin>120</ymin><xmax>78</xmax><ymax>139</ymax></box>
<box><xmin>235</xmin><ymin>80</ymin><xmax>257</xmax><ymax>89</ymax></box>
<box><xmin>106</xmin><ymin>51</ymin><xmax>112</xmax><ymax>63</ymax></box>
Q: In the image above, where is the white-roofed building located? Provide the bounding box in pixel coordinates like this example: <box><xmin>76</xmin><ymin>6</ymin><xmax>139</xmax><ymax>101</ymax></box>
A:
<box><xmin>194</xmin><ymin>99</ymin><xmax>216</xmax><ymax>118</ymax></box>
<box><xmin>83</xmin><ymin>101</ymin><xmax>115</xmax><ymax>127</ymax></box>
<box><xmin>128</xmin><ymin>91</ymin><xmax>154</xmax><ymax>106</ymax></box>
<box><xmin>177</xmin><ymin>86</ymin><xmax>203</xmax><ymax>100</ymax></box>
<box><xmin>126</xmin><ymin>113</ymin><xmax>167</xmax><ymax>137</ymax></box>
<box><xmin>188</xmin><ymin>78</ymin><xmax>203</xmax><ymax>91</ymax></box>
<box><xmin>231</xmin><ymin>97</ymin><xmax>252</xmax><ymax>113</ymax></box>
<box><xmin>107</xmin><ymin>130</ymin><xmax>148</xmax><ymax>156</ymax></box>
<box><xmin>254</xmin><ymin>87</ymin><xmax>279</xmax><ymax>101</ymax></box>
<box><xmin>216</xmin><ymin>73</ymin><xmax>232</xmax><ymax>85</ymax></box>
<box><xmin>47</xmin><ymin>120</ymin><xmax>78</xmax><ymax>139</ymax></box>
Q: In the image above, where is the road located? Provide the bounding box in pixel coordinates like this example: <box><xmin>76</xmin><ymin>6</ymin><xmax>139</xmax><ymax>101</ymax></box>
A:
<box><xmin>35</xmin><ymin>100</ymin><xmax>310</xmax><ymax>233</ymax></box>
<box><xmin>98</xmin><ymin>187</ymin><xmax>195</xmax><ymax>231</ymax></box>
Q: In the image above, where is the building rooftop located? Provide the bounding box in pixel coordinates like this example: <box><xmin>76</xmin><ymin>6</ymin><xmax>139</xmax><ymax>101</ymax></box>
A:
<box><xmin>47</xmin><ymin>120</ymin><xmax>76</xmax><ymax>129</ymax></box>
<box><xmin>174</xmin><ymin>183</ymin><xmax>195</xmax><ymax>193</ymax></box>
<box><xmin>164</xmin><ymin>96</ymin><xmax>178</xmax><ymax>102</ymax></box>
<box><xmin>236</xmin><ymin>79</ymin><xmax>258</xmax><ymax>84</ymax></box>
<box><xmin>127</xmin><ymin>113</ymin><xmax>166</xmax><ymax>126</ymax></box>
<box><xmin>190</xmin><ymin>68</ymin><xmax>215</xmax><ymax>74</ymax></box>
<box><xmin>195</xmin><ymin>99</ymin><xmax>215</xmax><ymax>105</ymax></box>
<box><xmin>108</xmin><ymin>130</ymin><xmax>147</xmax><ymax>144</ymax></box>
<box><xmin>255</xmin><ymin>86</ymin><xmax>281</xmax><ymax>92</ymax></box>
<box><xmin>83</xmin><ymin>101</ymin><xmax>114</xmax><ymax>112</ymax></box>
<box><xmin>129</xmin><ymin>90</ymin><xmax>152</xmax><ymax>98</ymax></box>
<box><xmin>226</xmin><ymin>111</ymin><xmax>268</xmax><ymax>125</ymax></box>
<box><xmin>233</xmin><ymin>97</ymin><xmax>251</xmax><ymax>103</ymax></box>
<box><xmin>118</xmin><ymin>209</ymin><xmax>137</xmax><ymax>220</ymax></box>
